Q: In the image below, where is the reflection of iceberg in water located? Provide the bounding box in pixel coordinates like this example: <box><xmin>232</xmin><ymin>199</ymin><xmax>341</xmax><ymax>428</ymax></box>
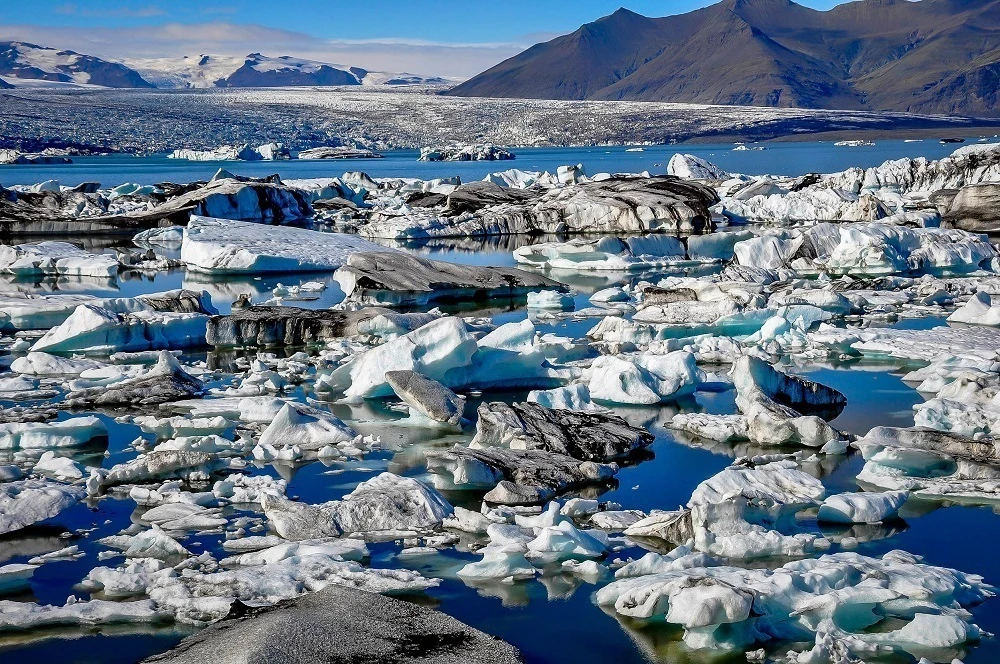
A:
<box><xmin>599</xmin><ymin>606</ymin><xmax>722</xmax><ymax>664</ymax></box>
<box><xmin>817</xmin><ymin>520</ymin><xmax>908</xmax><ymax>544</ymax></box>
<box><xmin>0</xmin><ymin>274</ymin><xmax>119</xmax><ymax>294</ymax></box>
<box><xmin>460</xmin><ymin>577</ymin><xmax>532</xmax><ymax>607</ymax></box>
<box><xmin>182</xmin><ymin>273</ymin><xmax>345</xmax><ymax>313</ymax></box>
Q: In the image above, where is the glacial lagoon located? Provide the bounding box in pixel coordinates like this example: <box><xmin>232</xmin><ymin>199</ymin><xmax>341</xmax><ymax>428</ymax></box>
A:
<box><xmin>1</xmin><ymin>140</ymin><xmax>1000</xmax><ymax>664</ymax></box>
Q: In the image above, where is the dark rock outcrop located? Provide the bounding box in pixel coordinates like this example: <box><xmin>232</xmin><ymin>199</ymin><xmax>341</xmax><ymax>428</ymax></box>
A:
<box><xmin>472</xmin><ymin>401</ymin><xmax>654</xmax><ymax>462</ymax></box>
<box><xmin>142</xmin><ymin>583</ymin><xmax>522</xmax><ymax>664</ymax></box>
<box><xmin>335</xmin><ymin>252</ymin><xmax>566</xmax><ymax>306</ymax></box>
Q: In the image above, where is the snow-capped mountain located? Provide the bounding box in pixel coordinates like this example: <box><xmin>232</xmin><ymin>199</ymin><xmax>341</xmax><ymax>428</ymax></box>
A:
<box><xmin>0</xmin><ymin>41</ymin><xmax>154</xmax><ymax>88</ymax></box>
<box><xmin>127</xmin><ymin>53</ymin><xmax>452</xmax><ymax>89</ymax></box>
<box><xmin>0</xmin><ymin>42</ymin><xmax>451</xmax><ymax>90</ymax></box>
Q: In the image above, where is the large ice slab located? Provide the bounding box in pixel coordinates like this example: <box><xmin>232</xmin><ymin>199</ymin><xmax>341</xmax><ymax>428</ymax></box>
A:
<box><xmin>180</xmin><ymin>216</ymin><xmax>387</xmax><ymax>274</ymax></box>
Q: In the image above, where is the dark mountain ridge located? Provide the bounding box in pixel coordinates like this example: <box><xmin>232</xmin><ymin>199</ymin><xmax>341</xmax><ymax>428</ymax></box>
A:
<box><xmin>448</xmin><ymin>0</ymin><xmax>1000</xmax><ymax>116</ymax></box>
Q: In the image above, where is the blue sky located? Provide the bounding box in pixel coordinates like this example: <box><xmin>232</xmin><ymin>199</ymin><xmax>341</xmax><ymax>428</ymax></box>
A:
<box><xmin>0</xmin><ymin>0</ymin><xmax>859</xmax><ymax>77</ymax></box>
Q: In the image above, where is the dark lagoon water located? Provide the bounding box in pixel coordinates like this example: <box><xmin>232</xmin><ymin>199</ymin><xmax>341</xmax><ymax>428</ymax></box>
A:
<box><xmin>1</xmin><ymin>141</ymin><xmax>998</xmax><ymax>664</ymax></box>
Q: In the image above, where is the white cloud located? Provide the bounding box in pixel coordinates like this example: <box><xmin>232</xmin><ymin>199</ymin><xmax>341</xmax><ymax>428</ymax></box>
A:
<box><xmin>0</xmin><ymin>22</ymin><xmax>526</xmax><ymax>78</ymax></box>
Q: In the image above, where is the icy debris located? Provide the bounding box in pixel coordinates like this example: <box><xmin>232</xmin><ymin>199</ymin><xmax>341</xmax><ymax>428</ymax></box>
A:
<box><xmin>597</xmin><ymin>550</ymin><xmax>993</xmax><ymax>656</ymax></box>
<box><xmin>471</xmin><ymin>401</ymin><xmax>653</xmax><ymax>461</ymax></box>
<box><xmin>419</xmin><ymin>144</ymin><xmax>514</xmax><ymax>162</ymax></box>
<box><xmin>180</xmin><ymin>216</ymin><xmax>386</xmax><ymax>273</ymax></box>
<box><xmin>733</xmin><ymin>223</ymin><xmax>997</xmax><ymax>277</ymax></box>
<box><xmin>98</xmin><ymin>527</ymin><xmax>191</xmax><ymax>560</ymax></box>
<box><xmin>213</xmin><ymin>474</ymin><xmax>286</xmax><ymax>504</ymax></box>
<box><xmin>526</xmin><ymin>290</ymin><xmax>575</xmax><ymax>310</ymax></box>
<box><xmin>88</xmin><ymin>450</ymin><xmax>235</xmax><ymax>495</ymax></box>
<box><xmin>320</xmin><ymin>317</ymin><xmax>478</xmax><ymax>399</ymax></box>
<box><xmin>0</xmin><ymin>563</ymin><xmax>37</xmax><ymax>594</ymax></box>
<box><xmin>168</xmin><ymin>144</ymin><xmax>287</xmax><ymax>161</ymax></box>
<box><xmin>0</xmin><ymin>416</ymin><xmax>106</xmax><ymax>450</ymax></box>
<box><xmin>262</xmin><ymin>472</ymin><xmax>452</xmax><ymax>539</ymax></box>
<box><xmin>527</xmin><ymin>384</ymin><xmax>604</xmax><ymax>412</ymax></box>
<box><xmin>0</xmin><ymin>597</ymin><xmax>169</xmax><ymax>632</ymax></box>
<box><xmin>0</xmin><ymin>480</ymin><xmax>85</xmax><ymax>535</ymax></box>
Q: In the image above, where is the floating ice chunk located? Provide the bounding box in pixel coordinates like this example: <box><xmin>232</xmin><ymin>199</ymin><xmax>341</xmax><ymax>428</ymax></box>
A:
<box><xmin>263</xmin><ymin>472</ymin><xmax>452</xmax><ymax>539</ymax></box>
<box><xmin>321</xmin><ymin>317</ymin><xmax>478</xmax><ymax>399</ymax></box>
<box><xmin>89</xmin><ymin>450</ymin><xmax>235</xmax><ymax>495</ymax></box>
<box><xmin>10</xmin><ymin>352</ymin><xmax>104</xmax><ymax>377</ymax></box>
<box><xmin>98</xmin><ymin>527</ymin><xmax>191</xmax><ymax>559</ymax></box>
<box><xmin>213</xmin><ymin>474</ymin><xmax>286</xmax><ymax>504</ymax></box>
<box><xmin>385</xmin><ymin>370</ymin><xmax>466</xmax><ymax>426</ymax></box>
<box><xmin>425</xmin><ymin>445</ymin><xmax>617</xmax><ymax>505</ymax></box>
<box><xmin>526</xmin><ymin>520</ymin><xmax>607</xmax><ymax>560</ymax></box>
<box><xmin>335</xmin><ymin>251</ymin><xmax>561</xmax><ymax>306</ymax></box>
<box><xmin>471</xmin><ymin>401</ymin><xmax>653</xmax><ymax>461</ymax></box>
<box><xmin>514</xmin><ymin>235</ymin><xmax>692</xmax><ymax>272</ymax></box>
<box><xmin>134</xmin><ymin>415</ymin><xmax>231</xmax><ymax>438</ymax></box>
<box><xmin>590</xmin><ymin>287</ymin><xmax>632</xmax><ymax>304</ymax></box>
<box><xmin>527</xmin><ymin>384</ymin><xmax>603</xmax><ymax>412</ymax></box>
<box><xmin>731</xmin><ymin>356</ymin><xmax>845</xmax><ymax>448</ymax></box>
<box><xmin>667</xmin><ymin>154</ymin><xmax>727</xmax><ymax>180</ymax></box>
<box><xmin>0</xmin><ymin>563</ymin><xmax>37</xmax><ymax>594</ymax></box>
<box><xmin>0</xmin><ymin>597</ymin><xmax>168</xmax><ymax>632</ymax></box>
<box><xmin>457</xmin><ymin>543</ymin><xmax>537</xmax><ymax>581</ymax></box>
<box><xmin>669</xmin><ymin>413</ymin><xmax>749</xmax><ymax>442</ymax></box>
<box><xmin>257</xmin><ymin>403</ymin><xmax>357</xmax><ymax>451</ymax></box>
<box><xmin>31</xmin><ymin>304</ymin><xmax>208</xmax><ymax>354</ymax></box>
<box><xmin>818</xmin><ymin>491</ymin><xmax>909</xmax><ymax>524</ymax></box>
<box><xmin>0</xmin><ymin>416</ymin><xmax>106</xmax><ymax>450</ymax></box>
<box><xmin>526</xmin><ymin>290</ymin><xmax>575</xmax><ymax>310</ymax></box>
<box><xmin>0</xmin><ymin>241</ymin><xmax>119</xmax><ymax>278</ymax></box>
<box><xmin>588</xmin><ymin>351</ymin><xmax>703</xmax><ymax>405</ymax></box>
<box><xmin>596</xmin><ymin>550</ymin><xmax>992</xmax><ymax>654</ymax></box>
<box><xmin>948</xmin><ymin>291</ymin><xmax>1000</xmax><ymax>326</ymax></box>
<box><xmin>180</xmin><ymin>216</ymin><xmax>386</xmax><ymax>273</ymax></box>
<box><xmin>33</xmin><ymin>452</ymin><xmax>87</xmax><ymax>482</ymax></box>
<box><xmin>140</xmin><ymin>503</ymin><xmax>227</xmax><ymax>532</ymax></box>
<box><xmin>0</xmin><ymin>480</ymin><xmax>85</xmax><ymax>535</ymax></box>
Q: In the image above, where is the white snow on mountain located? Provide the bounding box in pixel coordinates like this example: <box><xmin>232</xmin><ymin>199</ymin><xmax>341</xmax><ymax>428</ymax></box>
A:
<box><xmin>126</xmin><ymin>53</ymin><xmax>452</xmax><ymax>89</ymax></box>
<box><xmin>0</xmin><ymin>41</ymin><xmax>153</xmax><ymax>88</ymax></box>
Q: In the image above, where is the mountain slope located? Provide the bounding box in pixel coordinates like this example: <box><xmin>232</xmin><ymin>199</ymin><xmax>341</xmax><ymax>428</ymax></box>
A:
<box><xmin>0</xmin><ymin>42</ymin><xmax>153</xmax><ymax>88</ymax></box>
<box><xmin>448</xmin><ymin>0</ymin><xmax>1000</xmax><ymax>116</ymax></box>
